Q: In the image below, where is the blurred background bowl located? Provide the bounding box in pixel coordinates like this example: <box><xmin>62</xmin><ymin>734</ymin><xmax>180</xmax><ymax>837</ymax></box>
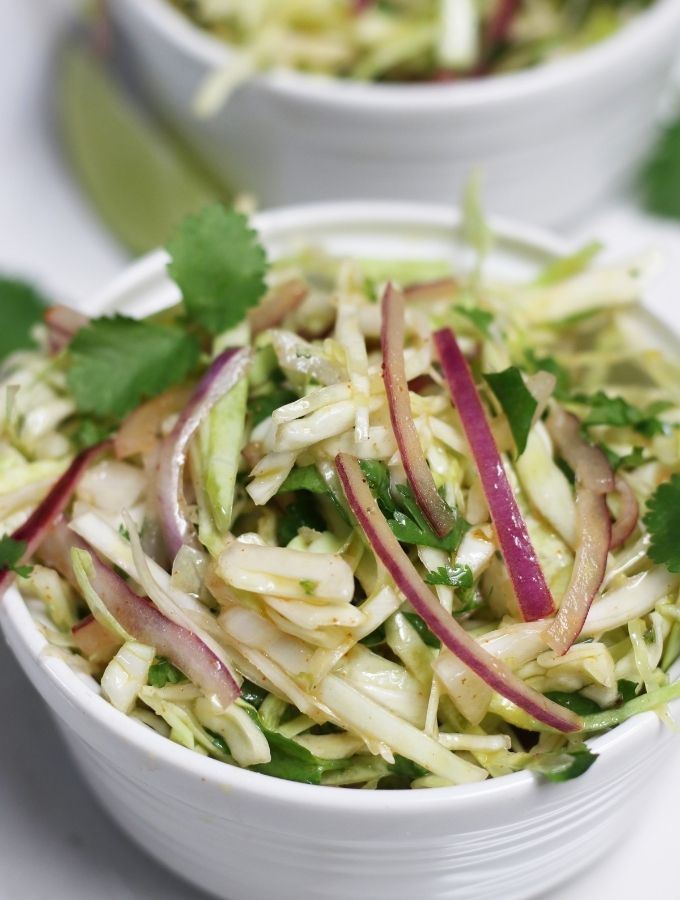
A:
<box><xmin>109</xmin><ymin>0</ymin><xmax>680</xmax><ymax>226</ymax></box>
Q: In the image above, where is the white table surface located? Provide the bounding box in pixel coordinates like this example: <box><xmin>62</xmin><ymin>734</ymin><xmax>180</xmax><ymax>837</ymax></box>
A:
<box><xmin>1</xmin><ymin>2</ymin><xmax>680</xmax><ymax>898</ymax></box>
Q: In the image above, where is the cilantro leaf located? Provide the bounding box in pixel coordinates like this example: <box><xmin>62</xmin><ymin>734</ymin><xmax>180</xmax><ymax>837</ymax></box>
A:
<box><xmin>530</xmin><ymin>746</ymin><xmax>598</xmax><ymax>783</ymax></box>
<box><xmin>534</xmin><ymin>241</ymin><xmax>603</xmax><ymax>287</ymax></box>
<box><xmin>251</xmin><ymin>386</ymin><xmax>297</xmax><ymax>426</ymax></box>
<box><xmin>402</xmin><ymin>612</ymin><xmax>441</xmax><ymax>649</ymax></box>
<box><xmin>523</xmin><ymin>350</ymin><xmax>571</xmax><ymax>400</ymax></box>
<box><xmin>642</xmin><ymin>112</ymin><xmax>680</xmax><ymax>220</ymax></box>
<box><xmin>277</xmin><ymin>494</ymin><xmax>325</xmax><ymax>546</ymax></box>
<box><xmin>543</xmin><ymin>691</ymin><xmax>602</xmax><ymax>717</ymax></box>
<box><xmin>378</xmin><ymin>754</ymin><xmax>429</xmax><ymax>788</ymax></box>
<box><xmin>166</xmin><ymin>205</ymin><xmax>267</xmax><ymax>335</ymax></box>
<box><xmin>240</xmin><ymin>679</ymin><xmax>268</xmax><ymax>709</ymax></box>
<box><xmin>67</xmin><ymin>315</ymin><xmax>200</xmax><ymax>421</ymax></box>
<box><xmin>0</xmin><ymin>278</ymin><xmax>46</xmax><ymax>361</ymax></box>
<box><xmin>617</xmin><ymin>679</ymin><xmax>638</xmax><ymax>703</ymax></box>
<box><xmin>148</xmin><ymin>656</ymin><xmax>187</xmax><ymax>688</ymax></box>
<box><xmin>424</xmin><ymin>563</ymin><xmax>479</xmax><ymax>613</ymax></box>
<box><xmin>73</xmin><ymin>418</ymin><xmax>115</xmax><ymax>450</ymax></box>
<box><xmin>452</xmin><ymin>305</ymin><xmax>494</xmax><ymax>337</ymax></box>
<box><xmin>278</xmin><ymin>465</ymin><xmax>328</xmax><ymax>495</ymax></box>
<box><xmin>0</xmin><ymin>535</ymin><xmax>32</xmax><ymax>578</ymax></box>
<box><xmin>597</xmin><ymin>443</ymin><xmax>647</xmax><ymax>472</ymax></box>
<box><xmin>643</xmin><ymin>475</ymin><xmax>680</xmax><ymax>573</ymax></box>
<box><xmin>360</xmin><ymin>623</ymin><xmax>386</xmax><ymax>648</ymax></box>
<box><xmin>574</xmin><ymin>391</ymin><xmax>672</xmax><ymax>437</ymax></box>
<box><xmin>359</xmin><ymin>460</ymin><xmax>468</xmax><ymax>551</ymax></box>
<box><xmin>484</xmin><ymin>366</ymin><xmax>537</xmax><ymax>456</ymax></box>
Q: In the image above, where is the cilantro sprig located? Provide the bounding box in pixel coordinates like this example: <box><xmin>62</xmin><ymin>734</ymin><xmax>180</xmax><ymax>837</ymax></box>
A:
<box><xmin>0</xmin><ymin>535</ymin><xmax>33</xmax><ymax>579</ymax></box>
<box><xmin>148</xmin><ymin>657</ymin><xmax>186</xmax><ymax>688</ymax></box>
<box><xmin>573</xmin><ymin>391</ymin><xmax>672</xmax><ymax>437</ymax></box>
<box><xmin>643</xmin><ymin>475</ymin><xmax>680</xmax><ymax>573</ymax></box>
<box><xmin>166</xmin><ymin>205</ymin><xmax>267</xmax><ymax>335</ymax></box>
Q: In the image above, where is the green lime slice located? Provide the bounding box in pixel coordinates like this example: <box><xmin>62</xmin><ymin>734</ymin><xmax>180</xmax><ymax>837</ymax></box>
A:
<box><xmin>58</xmin><ymin>41</ymin><xmax>230</xmax><ymax>255</ymax></box>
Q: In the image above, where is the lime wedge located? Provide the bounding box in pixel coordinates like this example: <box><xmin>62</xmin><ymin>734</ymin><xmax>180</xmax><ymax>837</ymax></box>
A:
<box><xmin>58</xmin><ymin>41</ymin><xmax>229</xmax><ymax>255</ymax></box>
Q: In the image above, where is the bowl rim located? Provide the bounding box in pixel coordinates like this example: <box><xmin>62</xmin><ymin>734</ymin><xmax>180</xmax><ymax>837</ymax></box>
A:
<box><xmin>1</xmin><ymin>200</ymin><xmax>673</xmax><ymax>813</ymax></box>
<box><xmin>115</xmin><ymin>0</ymin><xmax>680</xmax><ymax>111</ymax></box>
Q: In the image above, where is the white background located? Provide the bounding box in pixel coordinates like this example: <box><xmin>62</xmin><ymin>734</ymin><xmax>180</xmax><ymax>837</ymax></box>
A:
<box><xmin>1</xmin><ymin>2</ymin><xmax>680</xmax><ymax>898</ymax></box>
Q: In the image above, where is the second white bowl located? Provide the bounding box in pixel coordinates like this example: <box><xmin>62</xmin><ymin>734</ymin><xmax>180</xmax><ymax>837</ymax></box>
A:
<box><xmin>110</xmin><ymin>0</ymin><xmax>680</xmax><ymax>224</ymax></box>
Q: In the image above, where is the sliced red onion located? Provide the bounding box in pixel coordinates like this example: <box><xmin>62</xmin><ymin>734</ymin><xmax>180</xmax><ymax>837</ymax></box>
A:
<box><xmin>433</xmin><ymin>328</ymin><xmax>555</xmax><ymax>622</ymax></box>
<box><xmin>382</xmin><ymin>284</ymin><xmax>455</xmax><ymax>538</ymax></box>
<box><xmin>156</xmin><ymin>347</ymin><xmax>251</xmax><ymax>559</ymax></box>
<box><xmin>115</xmin><ymin>385</ymin><xmax>191</xmax><ymax>460</ymax></box>
<box><xmin>248</xmin><ymin>279</ymin><xmax>308</xmax><ymax>336</ymax></box>
<box><xmin>335</xmin><ymin>452</ymin><xmax>582</xmax><ymax>733</ymax></box>
<box><xmin>51</xmin><ymin>524</ymin><xmax>239</xmax><ymax>707</ymax></box>
<box><xmin>484</xmin><ymin>0</ymin><xmax>521</xmax><ymax>53</ymax></box>
<box><xmin>546</xmin><ymin>406</ymin><xmax>615</xmax><ymax>495</ymax></box>
<box><xmin>544</xmin><ymin>487</ymin><xmax>611</xmax><ymax>655</ymax></box>
<box><xmin>45</xmin><ymin>305</ymin><xmax>89</xmax><ymax>354</ymax></box>
<box><xmin>0</xmin><ymin>441</ymin><xmax>109</xmax><ymax>598</ymax></box>
<box><xmin>403</xmin><ymin>277</ymin><xmax>458</xmax><ymax>304</ymax></box>
<box><xmin>610</xmin><ymin>475</ymin><xmax>639</xmax><ymax>551</ymax></box>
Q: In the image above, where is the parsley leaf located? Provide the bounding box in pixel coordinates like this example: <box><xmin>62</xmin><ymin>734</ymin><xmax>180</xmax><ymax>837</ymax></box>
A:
<box><xmin>148</xmin><ymin>656</ymin><xmax>187</xmax><ymax>688</ymax></box>
<box><xmin>166</xmin><ymin>205</ymin><xmax>267</xmax><ymax>335</ymax></box>
<box><xmin>452</xmin><ymin>305</ymin><xmax>494</xmax><ymax>337</ymax></box>
<box><xmin>0</xmin><ymin>278</ymin><xmax>46</xmax><ymax>361</ymax></box>
<box><xmin>643</xmin><ymin>475</ymin><xmax>680</xmax><ymax>572</ymax></box>
<box><xmin>278</xmin><ymin>465</ymin><xmax>328</xmax><ymax>495</ymax></box>
<box><xmin>0</xmin><ymin>535</ymin><xmax>33</xmax><ymax>578</ymax></box>
<box><xmin>530</xmin><ymin>746</ymin><xmax>598</xmax><ymax>783</ymax></box>
<box><xmin>574</xmin><ymin>391</ymin><xmax>672</xmax><ymax>437</ymax></box>
<box><xmin>484</xmin><ymin>366</ymin><xmax>537</xmax><ymax>456</ymax></box>
<box><xmin>642</xmin><ymin>112</ymin><xmax>680</xmax><ymax>219</ymax></box>
<box><xmin>66</xmin><ymin>315</ymin><xmax>200</xmax><ymax>421</ymax></box>
<box><xmin>358</xmin><ymin>460</ymin><xmax>469</xmax><ymax>551</ymax></box>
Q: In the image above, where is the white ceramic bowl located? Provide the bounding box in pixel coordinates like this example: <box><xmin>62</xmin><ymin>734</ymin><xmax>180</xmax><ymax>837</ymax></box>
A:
<box><xmin>109</xmin><ymin>0</ymin><xmax>680</xmax><ymax>225</ymax></box>
<box><xmin>1</xmin><ymin>203</ymin><xmax>678</xmax><ymax>900</ymax></box>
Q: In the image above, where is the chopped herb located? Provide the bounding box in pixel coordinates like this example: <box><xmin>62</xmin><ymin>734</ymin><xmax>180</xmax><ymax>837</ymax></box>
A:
<box><xmin>241</xmin><ymin>704</ymin><xmax>347</xmax><ymax>785</ymax></box>
<box><xmin>403</xmin><ymin>612</ymin><xmax>441</xmax><ymax>649</ymax></box>
<box><xmin>67</xmin><ymin>315</ymin><xmax>200</xmax><ymax>421</ymax></box>
<box><xmin>240</xmin><ymin>679</ymin><xmax>268</xmax><ymax>709</ymax></box>
<box><xmin>424</xmin><ymin>564</ymin><xmax>479</xmax><ymax>612</ymax></box>
<box><xmin>544</xmin><ymin>691</ymin><xmax>602</xmax><ymax>717</ymax></box>
<box><xmin>534</xmin><ymin>241</ymin><xmax>603</xmax><ymax>286</ymax></box>
<box><xmin>597</xmin><ymin>443</ymin><xmax>647</xmax><ymax>472</ymax></box>
<box><xmin>530</xmin><ymin>746</ymin><xmax>598</xmax><ymax>783</ymax></box>
<box><xmin>300</xmin><ymin>579</ymin><xmax>318</xmax><ymax>596</ymax></box>
<box><xmin>359</xmin><ymin>460</ymin><xmax>469</xmax><ymax>552</ymax></box>
<box><xmin>0</xmin><ymin>534</ymin><xmax>32</xmax><ymax>578</ymax></box>
<box><xmin>205</xmin><ymin>728</ymin><xmax>230</xmax><ymax>757</ymax></box>
<box><xmin>643</xmin><ymin>475</ymin><xmax>680</xmax><ymax>573</ymax></box>
<box><xmin>148</xmin><ymin>656</ymin><xmax>187</xmax><ymax>688</ymax></box>
<box><xmin>452</xmin><ymin>305</ymin><xmax>494</xmax><ymax>337</ymax></box>
<box><xmin>167</xmin><ymin>205</ymin><xmax>268</xmax><ymax>335</ymax></box>
<box><xmin>617</xmin><ymin>679</ymin><xmax>638</xmax><ymax>704</ymax></box>
<box><xmin>0</xmin><ymin>278</ymin><xmax>46</xmax><ymax>361</ymax></box>
<box><xmin>251</xmin><ymin>386</ymin><xmax>297</xmax><ymax>426</ymax></box>
<box><xmin>484</xmin><ymin>366</ymin><xmax>537</xmax><ymax>456</ymax></box>
<box><xmin>573</xmin><ymin>391</ymin><xmax>672</xmax><ymax>437</ymax></box>
<box><xmin>277</xmin><ymin>494</ymin><xmax>325</xmax><ymax>546</ymax></box>
<box><xmin>524</xmin><ymin>350</ymin><xmax>571</xmax><ymax>400</ymax></box>
<box><xmin>118</xmin><ymin>524</ymin><xmax>130</xmax><ymax>542</ymax></box>
<box><xmin>278</xmin><ymin>465</ymin><xmax>328</xmax><ymax>495</ymax></box>
<box><xmin>360</xmin><ymin>623</ymin><xmax>386</xmax><ymax>648</ymax></box>
<box><xmin>378</xmin><ymin>754</ymin><xmax>429</xmax><ymax>788</ymax></box>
